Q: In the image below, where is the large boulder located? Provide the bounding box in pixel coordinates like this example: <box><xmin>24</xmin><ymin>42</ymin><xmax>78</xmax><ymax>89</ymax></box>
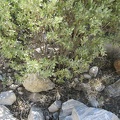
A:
<box><xmin>22</xmin><ymin>73</ymin><xmax>55</xmax><ymax>92</ymax></box>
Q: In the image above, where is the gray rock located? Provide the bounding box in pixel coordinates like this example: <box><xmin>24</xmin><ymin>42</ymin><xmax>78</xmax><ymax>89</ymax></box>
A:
<box><xmin>0</xmin><ymin>75</ymin><xmax>3</xmax><ymax>80</ymax></box>
<box><xmin>64</xmin><ymin>116</ymin><xmax>73</xmax><ymax>120</ymax></box>
<box><xmin>72</xmin><ymin>106</ymin><xmax>88</xmax><ymax>120</ymax></box>
<box><xmin>72</xmin><ymin>106</ymin><xmax>119</xmax><ymax>120</ymax></box>
<box><xmin>88</xmin><ymin>96</ymin><xmax>99</xmax><ymax>108</ymax></box>
<box><xmin>23</xmin><ymin>73</ymin><xmax>55</xmax><ymax>92</ymax></box>
<box><xmin>0</xmin><ymin>90</ymin><xmax>16</xmax><ymax>105</ymax></box>
<box><xmin>89</xmin><ymin>66</ymin><xmax>98</xmax><ymax>77</ymax></box>
<box><xmin>105</xmin><ymin>79</ymin><xmax>120</xmax><ymax>97</ymax></box>
<box><xmin>53</xmin><ymin>112</ymin><xmax>59</xmax><ymax>120</ymax></box>
<box><xmin>0</xmin><ymin>105</ymin><xmax>17</xmax><ymax>120</ymax></box>
<box><xmin>48</xmin><ymin>100</ymin><xmax>62</xmax><ymax>113</ymax></box>
<box><xmin>59</xmin><ymin>99</ymin><xmax>87</xmax><ymax>120</ymax></box>
<box><xmin>28</xmin><ymin>106</ymin><xmax>45</xmax><ymax>120</ymax></box>
<box><xmin>83</xmin><ymin>74</ymin><xmax>92</xmax><ymax>79</ymax></box>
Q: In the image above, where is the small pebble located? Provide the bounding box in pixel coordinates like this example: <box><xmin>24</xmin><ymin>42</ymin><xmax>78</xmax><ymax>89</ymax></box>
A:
<box><xmin>7</xmin><ymin>69</ymin><xmax>12</xmax><ymax>73</ymax></box>
<box><xmin>83</xmin><ymin>74</ymin><xmax>92</xmax><ymax>79</ymax></box>
<box><xmin>74</xmin><ymin>78</ymin><xmax>79</xmax><ymax>83</ymax></box>
<box><xmin>9</xmin><ymin>84</ymin><xmax>19</xmax><ymax>90</ymax></box>
<box><xmin>18</xmin><ymin>91</ymin><xmax>23</xmax><ymax>95</ymax></box>
<box><xmin>17</xmin><ymin>87</ymin><xmax>23</xmax><ymax>91</ymax></box>
<box><xmin>89</xmin><ymin>66</ymin><xmax>98</xmax><ymax>77</ymax></box>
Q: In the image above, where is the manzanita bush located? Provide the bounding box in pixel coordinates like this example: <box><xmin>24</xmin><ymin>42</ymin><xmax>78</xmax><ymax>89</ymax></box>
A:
<box><xmin>0</xmin><ymin>0</ymin><xmax>120</xmax><ymax>83</ymax></box>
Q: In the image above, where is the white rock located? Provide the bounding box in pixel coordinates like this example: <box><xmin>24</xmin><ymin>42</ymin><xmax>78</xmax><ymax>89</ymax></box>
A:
<box><xmin>0</xmin><ymin>90</ymin><xmax>16</xmax><ymax>105</ymax></box>
<box><xmin>48</xmin><ymin>100</ymin><xmax>62</xmax><ymax>112</ymax></box>
<box><xmin>0</xmin><ymin>105</ymin><xmax>17</xmax><ymax>120</ymax></box>
<box><xmin>28</xmin><ymin>106</ymin><xmax>45</xmax><ymax>120</ymax></box>
<box><xmin>89</xmin><ymin>66</ymin><xmax>98</xmax><ymax>77</ymax></box>
<box><xmin>23</xmin><ymin>73</ymin><xmax>55</xmax><ymax>92</ymax></box>
<box><xmin>9</xmin><ymin>84</ymin><xmax>19</xmax><ymax>90</ymax></box>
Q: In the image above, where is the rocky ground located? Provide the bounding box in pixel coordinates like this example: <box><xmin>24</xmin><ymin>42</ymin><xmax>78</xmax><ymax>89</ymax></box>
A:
<box><xmin>0</xmin><ymin>56</ymin><xmax>120</xmax><ymax>120</ymax></box>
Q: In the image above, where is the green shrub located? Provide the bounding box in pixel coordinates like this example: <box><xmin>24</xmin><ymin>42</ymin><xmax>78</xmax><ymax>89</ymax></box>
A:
<box><xmin>0</xmin><ymin>0</ymin><xmax>120</xmax><ymax>83</ymax></box>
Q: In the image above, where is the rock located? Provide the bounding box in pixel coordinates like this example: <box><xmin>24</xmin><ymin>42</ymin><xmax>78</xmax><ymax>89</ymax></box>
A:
<box><xmin>0</xmin><ymin>90</ymin><xmax>16</xmax><ymax>105</ymax></box>
<box><xmin>88</xmin><ymin>96</ymin><xmax>99</xmax><ymax>108</ymax></box>
<box><xmin>48</xmin><ymin>100</ymin><xmax>62</xmax><ymax>113</ymax></box>
<box><xmin>89</xmin><ymin>66</ymin><xmax>98</xmax><ymax>77</ymax></box>
<box><xmin>105</xmin><ymin>79</ymin><xmax>120</xmax><ymax>97</ymax></box>
<box><xmin>28</xmin><ymin>106</ymin><xmax>45</xmax><ymax>120</ymax></box>
<box><xmin>59</xmin><ymin>99</ymin><xmax>87</xmax><ymax>120</ymax></box>
<box><xmin>17</xmin><ymin>87</ymin><xmax>23</xmax><ymax>91</ymax></box>
<box><xmin>6</xmin><ymin>77</ymin><xmax>14</xmax><ymax>86</ymax></box>
<box><xmin>23</xmin><ymin>73</ymin><xmax>55</xmax><ymax>92</ymax></box>
<box><xmin>9</xmin><ymin>84</ymin><xmax>19</xmax><ymax>90</ymax></box>
<box><xmin>90</xmin><ymin>80</ymin><xmax>105</xmax><ymax>92</ymax></box>
<box><xmin>74</xmin><ymin>78</ymin><xmax>79</xmax><ymax>83</ymax></box>
<box><xmin>93</xmin><ymin>82</ymin><xmax>105</xmax><ymax>92</ymax></box>
<box><xmin>64</xmin><ymin>116</ymin><xmax>73</xmax><ymax>120</ymax></box>
<box><xmin>53</xmin><ymin>112</ymin><xmax>59</xmax><ymax>120</ymax></box>
<box><xmin>0</xmin><ymin>75</ymin><xmax>3</xmax><ymax>80</ymax></box>
<box><xmin>18</xmin><ymin>91</ymin><xmax>23</xmax><ymax>95</ymax></box>
<box><xmin>83</xmin><ymin>74</ymin><xmax>92</xmax><ymax>79</ymax></box>
<box><xmin>72</xmin><ymin>106</ymin><xmax>119</xmax><ymax>120</ymax></box>
<box><xmin>72</xmin><ymin>106</ymin><xmax>88</xmax><ymax>120</ymax></box>
<box><xmin>114</xmin><ymin>60</ymin><xmax>120</xmax><ymax>74</ymax></box>
<box><xmin>0</xmin><ymin>105</ymin><xmax>17</xmax><ymax>120</ymax></box>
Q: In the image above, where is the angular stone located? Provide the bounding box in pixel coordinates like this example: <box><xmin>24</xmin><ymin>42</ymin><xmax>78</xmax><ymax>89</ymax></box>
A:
<box><xmin>59</xmin><ymin>99</ymin><xmax>87</xmax><ymax>120</ymax></box>
<box><xmin>23</xmin><ymin>73</ymin><xmax>55</xmax><ymax>92</ymax></box>
<box><xmin>72</xmin><ymin>107</ymin><xmax>119</xmax><ymax>120</ymax></box>
<box><xmin>105</xmin><ymin>79</ymin><xmax>120</xmax><ymax>97</ymax></box>
<box><xmin>0</xmin><ymin>105</ymin><xmax>17</xmax><ymax>120</ymax></box>
<box><xmin>48</xmin><ymin>100</ymin><xmax>62</xmax><ymax>113</ymax></box>
<box><xmin>0</xmin><ymin>90</ymin><xmax>16</xmax><ymax>105</ymax></box>
<box><xmin>89</xmin><ymin>66</ymin><xmax>98</xmax><ymax>77</ymax></box>
<box><xmin>28</xmin><ymin>106</ymin><xmax>45</xmax><ymax>120</ymax></box>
